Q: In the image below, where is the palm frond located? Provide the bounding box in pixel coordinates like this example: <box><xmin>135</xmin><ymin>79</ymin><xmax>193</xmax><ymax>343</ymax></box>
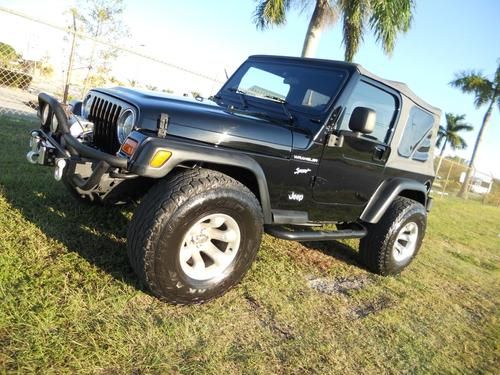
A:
<box><xmin>448</xmin><ymin>133</ymin><xmax>467</xmax><ymax>150</ymax></box>
<box><xmin>450</xmin><ymin>71</ymin><xmax>494</xmax><ymax>108</ymax></box>
<box><xmin>452</xmin><ymin>124</ymin><xmax>474</xmax><ymax>132</ymax></box>
<box><xmin>339</xmin><ymin>0</ymin><xmax>369</xmax><ymax>62</ymax></box>
<box><xmin>437</xmin><ymin>125</ymin><xmax>446</xmax><ymax>136</ymax></box>
<box><xmin>495</xmin><ymin>58</ymin><xmax>500</xmax><ymax>85</ymax></box>
<box><xmin>440</xmin><ymin>113</ymin><xmax>472</xmax><ymax>151</ymax></box>
<box><xmin>369</xmin><ymin>0</ymin><xmax>414</xmax><ymax>56</ymax></box>
<box><xmin>253</xmin><ymin>0</ymin><xmax>292</xmax><ymax>29</ymax></box>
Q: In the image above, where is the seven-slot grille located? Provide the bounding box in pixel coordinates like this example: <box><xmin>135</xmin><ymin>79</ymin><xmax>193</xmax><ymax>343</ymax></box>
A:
<box><xmin>88</xmin><ymin>96</ymin><xmax>123</xmax><ymax>154</ymax></box>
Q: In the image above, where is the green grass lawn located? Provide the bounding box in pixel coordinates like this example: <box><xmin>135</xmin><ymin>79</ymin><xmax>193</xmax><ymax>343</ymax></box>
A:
<box><xmin>1</xmin><ymin>114</ymin><xmax>499</xmax><ymax>374</ymax></box>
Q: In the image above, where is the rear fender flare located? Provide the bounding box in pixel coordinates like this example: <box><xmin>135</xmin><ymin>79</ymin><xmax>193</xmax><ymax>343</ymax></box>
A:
<box><xmin>360</xmin><ymin>178</ymin><xmax>427</xmax><ymax>224</ymax></box>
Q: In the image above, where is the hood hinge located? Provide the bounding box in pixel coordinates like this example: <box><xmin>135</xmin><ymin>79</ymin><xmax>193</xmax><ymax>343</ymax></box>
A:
<box><xmin>158</xmin><ymin>113</ymin><xmax>169</xmax><ymax>138</ymax></box>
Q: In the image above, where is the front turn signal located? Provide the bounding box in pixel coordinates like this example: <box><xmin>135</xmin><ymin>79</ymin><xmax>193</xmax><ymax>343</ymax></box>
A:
<box><xmin>121</xmin><ymin>138</ymin><xmax>138</xmax><ymax>156</ymax></box>
<box><xmin>149</xmin><ymin>150</ymin><xmax>172</xmax><ymax>168</ymax></box>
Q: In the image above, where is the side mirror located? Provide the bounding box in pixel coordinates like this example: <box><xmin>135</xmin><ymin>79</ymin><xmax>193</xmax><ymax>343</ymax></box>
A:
<box><xmin>349</xmin><ymin>107</ymin><xmax>376</xmax><ymax>135</ymax></box>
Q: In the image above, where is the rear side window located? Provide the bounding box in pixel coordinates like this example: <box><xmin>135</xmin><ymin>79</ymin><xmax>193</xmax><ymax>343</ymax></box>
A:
<box><xmin>338</xmin><ymin>81</ymin><xmax>398</xmax><ymax>143</ymax></box>
<box><xmin>398</xmin><ymin>107</ymin><xmax>434</xmax><ymax>161</ymax></box>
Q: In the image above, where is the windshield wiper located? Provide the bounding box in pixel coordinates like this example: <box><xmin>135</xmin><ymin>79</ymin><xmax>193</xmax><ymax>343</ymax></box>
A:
<box><xmin>226</xmin><ymin>88</ymin><xmax>294</xmax><ymax>124</ymax></box>
<box><xmin>227</xmin><ymin>87</ymin><xmax>248</xmax><ymax>109</ymax></box>
<box><xmin>262</xmin><ymin>95</ymin><xmax>294</xmax><ymax>123</ymax></box>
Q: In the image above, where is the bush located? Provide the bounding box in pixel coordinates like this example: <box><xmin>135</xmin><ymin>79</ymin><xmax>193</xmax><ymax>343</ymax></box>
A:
<box><xmin>0</xmin><ymin>67</ymin><xmax>32</xmax><ymax>89</ymax></box>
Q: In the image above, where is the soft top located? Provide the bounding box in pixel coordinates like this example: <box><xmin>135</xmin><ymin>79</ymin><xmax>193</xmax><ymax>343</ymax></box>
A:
<box><xmin>249</xmin><ymin>55</ymin><xmax>441</xmax><ymax>116</ymax></box>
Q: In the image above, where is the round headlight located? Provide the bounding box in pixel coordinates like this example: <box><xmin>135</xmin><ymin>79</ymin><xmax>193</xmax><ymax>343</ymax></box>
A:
<box><xmin>41</xmin><ymin>104</ymin><xmax>50</xmax><ymax>125</ymax></box>
<box><xmin>82</xmin><ymin>95</ymin><xmax>93</xmax><ymax>118</ymax></box>
<box><xmin>117</xmin><ymin>109</ymin><xmax>135</xmax><ymax>143</ymax></box>
<box><xmin>51</xmin><ymin>113</ymin><xmax>59</xmax><ymax>133</ymax></box>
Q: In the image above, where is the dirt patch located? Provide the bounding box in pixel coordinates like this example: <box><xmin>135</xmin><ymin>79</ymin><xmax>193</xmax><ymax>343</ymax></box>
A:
<box><xmin>349</xmin><ymin>295</ymin><xmax>394</xmax><ymax>320</ymax></box>
<box><xmin>307</xmin><ymin>275</ymin><xmax>372</xmax><ymax>296</ymax></box>
<box><xmin>244</xmin><ymin>293</ymin><xmax>295</xmax><ymax>340</ymax></box>
<box><xmin>284</xmin><ymin>241</ymin><xmax>340</xmax><ymax>272</ymax></box>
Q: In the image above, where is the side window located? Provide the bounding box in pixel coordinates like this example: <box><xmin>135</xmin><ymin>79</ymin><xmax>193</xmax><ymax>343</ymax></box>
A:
<box><xmin>339</xmin><ymin>81</ymin><xmax>397</xmax><ymax>143</ymax></box>
<box><xmin>399</xmin><ymin>107</ymin><xmax>434</xmax><ymax>161</ymax></box>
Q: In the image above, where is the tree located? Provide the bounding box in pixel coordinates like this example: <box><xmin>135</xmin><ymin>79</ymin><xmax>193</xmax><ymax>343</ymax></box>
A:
<box><xmin>127</xmin><ymin>79</ymin><xmax>138</xmax><ymax>87</ymax></box>
<box><xmin>0</xmin><ymin>42</ymin><xmax>20</xmax><ymax>66</ymax></box>
<box><xmin>435</xmin><ymin>113</ymin><xmax>473</xmax><ymax>175</ymax></box>
<box><xmin>253</xmin><ymin>0</ymin><xmax>414</xmax><ymax>61</ymax></box>
<box><xmin>450</xmin><ymin>62</ymin><xmax>500</xmax><ymax>198</ymax></box>
<box><xmin>73</xmin><ymin>0</ymin><xmax>129</xmax><ymax>95</ymax></box>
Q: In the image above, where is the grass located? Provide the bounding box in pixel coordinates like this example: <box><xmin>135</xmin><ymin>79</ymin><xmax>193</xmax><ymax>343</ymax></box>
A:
<box><xmin>0</xmin><ymin>114</ymin><xmax>499</xmax><ymax>374</ymax></box>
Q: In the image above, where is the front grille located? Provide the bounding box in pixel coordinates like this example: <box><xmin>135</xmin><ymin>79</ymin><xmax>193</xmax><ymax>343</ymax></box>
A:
<box><xmin>88</xmin><ymin>96</ymin><xmax>122</xmax><ymax>153</ymax></box>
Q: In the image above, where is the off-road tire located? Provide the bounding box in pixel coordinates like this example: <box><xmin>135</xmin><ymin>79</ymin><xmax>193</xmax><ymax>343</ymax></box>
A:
<box><xmin>127</xmin><ymin>168</ymin><xmax>263</xmax><ymax>304</ymax></box>
<box><xmin>359</xmin><ymin>197</ymin><xmax>427</xmax><ymax>275</ymax></box>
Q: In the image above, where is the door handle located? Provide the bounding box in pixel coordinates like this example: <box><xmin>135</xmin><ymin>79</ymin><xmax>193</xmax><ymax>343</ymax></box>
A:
<box><xmin>373</xmin><ymin>145</ymin><xmax>387</xmax><ymax>161</ymax></box>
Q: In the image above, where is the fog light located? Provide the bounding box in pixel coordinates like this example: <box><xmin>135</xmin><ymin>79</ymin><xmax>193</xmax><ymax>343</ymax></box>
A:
<box><xmin>149</xmin><ymin>150</ymin><xmax>172</xmax><ymax>168</ymax></box>
<box><xmin>121</xmin><ymin>138</ymin><xmax>138</xmax><ymax>156</ymax></box>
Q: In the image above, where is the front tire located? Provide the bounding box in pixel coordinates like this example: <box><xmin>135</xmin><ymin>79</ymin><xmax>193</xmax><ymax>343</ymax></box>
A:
<box><xmin>359</xmin><ymin>197</ymin><xmax>427</xmax><ymax>275</ymax></box>
<box><xmin>127</xmin><ymin>169</ymin><xmax>263</xmax><ymax>304</ymax></box>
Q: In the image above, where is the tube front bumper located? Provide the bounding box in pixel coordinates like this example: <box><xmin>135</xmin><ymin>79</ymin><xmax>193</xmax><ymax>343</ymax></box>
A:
<box><xmin>27</xmin><ymin>93</ymin><xmax>133</xmax><ymax>191</ymax></box>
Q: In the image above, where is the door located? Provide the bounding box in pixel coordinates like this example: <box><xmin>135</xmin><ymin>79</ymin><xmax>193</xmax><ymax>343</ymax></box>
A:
<box><xmin>313</xmin><ymin>80</ymin><xmax>399</xmax><ymax>207</ymax></box>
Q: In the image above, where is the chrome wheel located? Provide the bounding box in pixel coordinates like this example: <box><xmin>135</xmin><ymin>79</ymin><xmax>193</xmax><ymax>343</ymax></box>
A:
<box><xmin>179</xmin><ymin>213</ymin><xmax>241</xmax><ymax>281</ymax></box>
<box><xmin>392</xmin><ymin>221</ymin><xmax>419</xmax><ymax>262</ymax></box>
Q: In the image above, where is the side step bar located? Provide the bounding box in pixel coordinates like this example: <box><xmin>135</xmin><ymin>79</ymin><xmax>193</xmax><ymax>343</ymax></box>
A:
<box><xmin>265</xmin><ymin>225</ymin><xmax>367</xmax><ymax>241</ymax></box>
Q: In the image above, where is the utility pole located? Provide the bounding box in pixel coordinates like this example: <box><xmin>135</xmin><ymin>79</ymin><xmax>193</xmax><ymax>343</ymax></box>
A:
<box><xmin>63</xmin><ymin>11</ymin><xmax>77</xmax><ymax>104</ymax></box>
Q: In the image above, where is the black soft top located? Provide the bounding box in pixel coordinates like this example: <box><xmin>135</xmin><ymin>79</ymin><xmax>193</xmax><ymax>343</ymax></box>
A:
<box><xmin>249</xmin><ymin>55</ymin><xmax>441</xmax><ymax>116</ymax></box>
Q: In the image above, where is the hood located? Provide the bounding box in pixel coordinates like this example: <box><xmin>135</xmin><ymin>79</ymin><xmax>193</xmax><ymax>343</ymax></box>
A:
<box><xmin>93</xmin><ymin>87</ymin><xmax>293</xmax><ymax>158</ymax></box>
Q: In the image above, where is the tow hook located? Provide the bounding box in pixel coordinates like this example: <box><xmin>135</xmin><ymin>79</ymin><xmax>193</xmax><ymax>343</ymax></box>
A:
<box><xmin>26</xmin><ymin>150</ymin><xmax>39</xmax><ymax>164</ymax></box>
<box><xmin>54</xmin><ymin>159</ymin><xmax>67</xmax><ymax>181</ymax></box>
<box><xmin>26</xmin><ymin>131</ymin><xmax>41</xmax><ymax>165</ymax></box>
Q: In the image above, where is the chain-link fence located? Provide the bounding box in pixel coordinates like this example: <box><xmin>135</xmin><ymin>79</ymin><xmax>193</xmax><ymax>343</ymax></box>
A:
<box><xmin>433</xmin><ymin>157</ymin><xmax>500</xmax><ymax>207</ymax></box>
<box><xmin>0</xmin><ymin>6</ymin><xmax>224</xmax><ymax>118</ymax></box>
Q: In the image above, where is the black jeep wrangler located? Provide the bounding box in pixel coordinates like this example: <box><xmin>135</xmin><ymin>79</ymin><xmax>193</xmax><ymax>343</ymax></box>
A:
<box><xmin>27</xmin><ymin>55</ymin><xmax>440</xmax><ymax>304</ymax></box>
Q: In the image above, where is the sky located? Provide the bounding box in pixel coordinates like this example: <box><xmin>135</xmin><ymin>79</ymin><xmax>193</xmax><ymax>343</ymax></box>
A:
<box><xmin>0</xmin><ymin>0</ymin><xmax>499</xmax><ymax>177</ymax></box>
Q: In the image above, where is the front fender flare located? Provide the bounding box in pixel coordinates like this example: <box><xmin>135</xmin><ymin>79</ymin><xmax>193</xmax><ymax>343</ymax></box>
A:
<box><xmin>130</xmin><ymin>136</ymin><xmax>273</xmax><ymax>223</ymax></box>
<box><xmin>360</xmin><ymin>178</ymin><xmax>428</xmax><ymax>224</ymax></box>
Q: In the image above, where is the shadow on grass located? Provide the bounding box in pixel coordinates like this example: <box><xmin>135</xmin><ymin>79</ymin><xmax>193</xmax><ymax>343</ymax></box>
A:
<box><xmin>0</xmin><ymin>115</ymin><xmax>146</xmax><ymax>293</ymax></box>
<box><xmin>301</xmin><ymin>240</ymin><xmax>361</xmax><ymax>268</ymax></box>
<box><xmin>4</xmin><ymin>182</ymin><xmax>145</xmax><ymax>290</ymax></box>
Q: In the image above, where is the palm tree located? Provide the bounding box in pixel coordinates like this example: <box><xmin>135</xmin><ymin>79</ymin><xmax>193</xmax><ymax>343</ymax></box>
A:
<box><xmin>450</xmin><ymin>62</ymin><xmax>500</xmax><ymax>198</ymax></box>
<box><xmin>435</xmin><ymin>113</ymin><xmax>473</xmax><ymax>175</ymax></box>
<box><xmin>253</xmin><ymin>0</ymin><xmax>414</xmax><ymax>61</ymax></box>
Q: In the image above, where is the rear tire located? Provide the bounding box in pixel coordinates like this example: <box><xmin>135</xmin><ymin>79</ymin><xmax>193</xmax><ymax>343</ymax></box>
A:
<box><xmin>127</xmin><ymin>168</ymin><xmax>263</xmax><ymax>304</ymax></box>
<box><xmin>359</xmin><ymin>197</ymin><xmax>427</xmax><ymax>275</ymax></box>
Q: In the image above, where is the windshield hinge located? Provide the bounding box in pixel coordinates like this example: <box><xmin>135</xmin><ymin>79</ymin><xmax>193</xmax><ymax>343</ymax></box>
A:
<box><xmin>158</xmin><ymin>113</ymin><xmax>169</xmax><ymax>138</ymax></box>
<box><xmin>327</xmin><ymin>133</ymin><xmax>344</xmax><ymax>148</ymax></box>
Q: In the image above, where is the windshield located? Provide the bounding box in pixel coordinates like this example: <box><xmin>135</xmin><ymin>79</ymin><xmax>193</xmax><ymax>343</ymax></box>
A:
<box><xmin>222</xmin><ymin>61</ymin><xmax>348</xmax><ymax>114</ymax></box>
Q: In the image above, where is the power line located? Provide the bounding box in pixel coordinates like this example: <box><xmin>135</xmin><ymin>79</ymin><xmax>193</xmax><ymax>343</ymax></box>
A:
<box><xmin>0</xmin><ymin>6</ymin><xmax>223</xmax><ymax>84</ymax></box>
